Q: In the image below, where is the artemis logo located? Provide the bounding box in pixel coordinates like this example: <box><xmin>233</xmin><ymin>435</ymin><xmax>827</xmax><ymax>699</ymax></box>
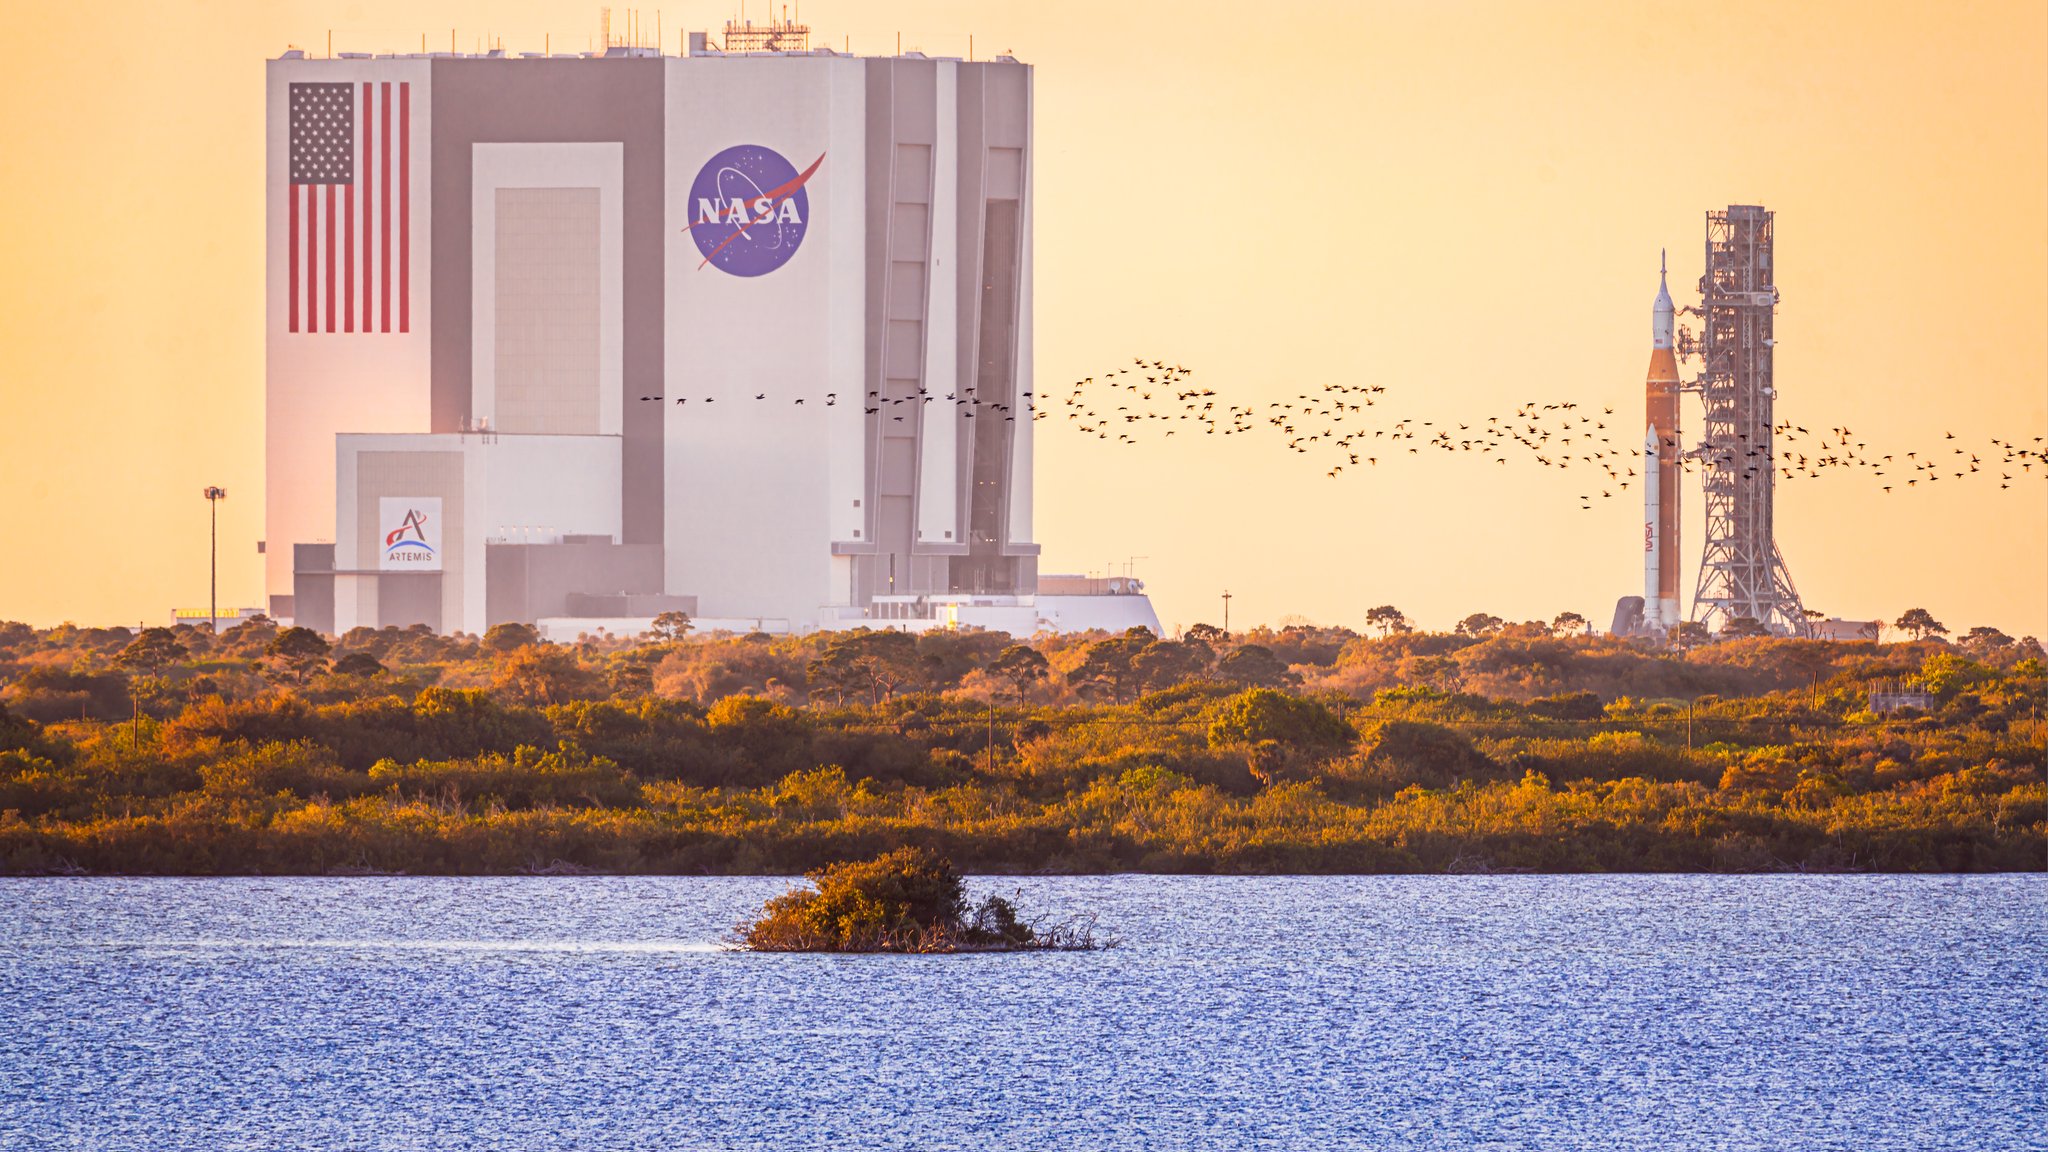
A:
<box><xmin>379</xmin><ymin>497</ymin><xmax>443</xmax><ymax>572</ymax></box>
<box><xmin>686</xmin><ymin>144</ymin><xmax>824</xmax><ymax>277</ymax></box>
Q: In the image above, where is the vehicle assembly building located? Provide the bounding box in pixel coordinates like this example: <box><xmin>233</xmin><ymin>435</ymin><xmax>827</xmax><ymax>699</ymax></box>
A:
<box><xmin>264</xmin><ymin>23</ymin><xmax>1159</xmax><ymax>638</ymax></box>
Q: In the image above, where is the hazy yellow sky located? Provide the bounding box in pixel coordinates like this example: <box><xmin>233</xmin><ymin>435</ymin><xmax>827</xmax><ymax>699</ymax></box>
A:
<box><xmin>1</xmin><ymin>0</ymin><xmax>2043</xmax><ymax>636</ymax></box>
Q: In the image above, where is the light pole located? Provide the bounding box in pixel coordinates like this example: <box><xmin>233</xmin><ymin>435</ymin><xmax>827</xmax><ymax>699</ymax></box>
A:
<box><xmin>1221</xmin><ymin>589</ymin><xmax>1232</xmax><ymax>636</ymax></box>
<box><xmin>202</xmin><ymin>487</ymin><xmax>227</xmax><ymax>632</ymax></box>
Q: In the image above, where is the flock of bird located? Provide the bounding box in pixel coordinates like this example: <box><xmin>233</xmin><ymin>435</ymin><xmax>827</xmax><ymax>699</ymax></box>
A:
<box><xmin>636</xmin><ymin>359</ymin><xmax>2046</xmax><ymax>510</ymax></box>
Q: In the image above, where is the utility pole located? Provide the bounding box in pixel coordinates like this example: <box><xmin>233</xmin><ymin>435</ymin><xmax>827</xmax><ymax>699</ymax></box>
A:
<box><xmin>1222</xmin><ymin>590</ymin><xmax>1233</xmax><ymax>636</ymax></box>
<box><xmin>202</xmin><ymin>487</ymin><xmax>227</xmax><ymax>632</ymax></box>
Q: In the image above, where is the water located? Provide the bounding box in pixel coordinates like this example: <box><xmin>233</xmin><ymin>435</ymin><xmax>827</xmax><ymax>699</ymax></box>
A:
<box><xmin>1</xmin><ymin>875</ymin><xmax>2041</xmax><ymax>1151</ymax></box>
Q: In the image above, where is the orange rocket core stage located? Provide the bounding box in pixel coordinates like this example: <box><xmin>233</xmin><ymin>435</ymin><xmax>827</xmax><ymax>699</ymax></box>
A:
<box><xmin>1642</xmin><ymin>252</ymin><xmax>1683</xmax><ymax>631</ymax></box>
<box><xmin>1645</xmin><ymin>342</ymin><xmax>1681</xmax><ymax>613</ymax></box>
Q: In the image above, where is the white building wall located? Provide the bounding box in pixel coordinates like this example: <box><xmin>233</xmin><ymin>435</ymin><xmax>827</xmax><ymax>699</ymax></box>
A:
<box><xmin>917</xmin><ymin>61</ymin><xmax>961</xmax><ymax>545</ymax></box>
<box><xmin>1007</xmin><ymin>72</ymin><xmax>1036</xmax><ymax>551</ymax></box>
<box><xmin>663</xmin><ymin>56</ymin><xmax>867</xmax><ymax>624</ymax></box>
<box><xmin>335</xmin><ymin>432</ymin><xmax>622</xmax><ymax>635</ymax></box>
<box><xmin>468</xmin><ymin>143</ymin><xmax>624</xmax><ymax>437</ymax></box>
<box><xmin>1032</xmin><ymin>595</ymin><xmax>1162</xmax><ymax>635</ymax></box>
<box><xmin>265</xmin><ymin>59</ymin><xmax>433</xmax><ymax>604</ymax></box>
<box><xmin>823</xmin><ymin>59</ymin><xmax>869</xmax><ymax>574</ymax></box>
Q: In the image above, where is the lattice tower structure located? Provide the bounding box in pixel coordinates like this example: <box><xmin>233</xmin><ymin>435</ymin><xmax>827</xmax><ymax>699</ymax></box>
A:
<box><xmin>723</xmin><ymin>18</ymin><xmax>810</xmax><ymax>53</ymax></box>
<box><xmin>1688</xmin><ymin>205</ymin><xmax>1806</xmax><ymax>635</ymax></box>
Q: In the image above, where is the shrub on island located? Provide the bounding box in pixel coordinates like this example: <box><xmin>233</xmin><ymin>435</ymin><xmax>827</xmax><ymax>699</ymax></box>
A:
<box><xmin>737</xmin><ymin>845</ymin><xmax>1107</xmax><ymax>953</ymax></box>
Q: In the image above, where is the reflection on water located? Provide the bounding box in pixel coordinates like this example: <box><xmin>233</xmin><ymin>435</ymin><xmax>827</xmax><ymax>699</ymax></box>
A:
<box><xmin>1</xmin><ymin>875</ymin><xmax>2041</xmax><ymax>1151</ymax></box>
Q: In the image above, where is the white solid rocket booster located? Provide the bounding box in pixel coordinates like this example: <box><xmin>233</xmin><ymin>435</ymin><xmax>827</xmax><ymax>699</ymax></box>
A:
<box><xmin>1643</xmin><ymin>253</ymin><xmax>1683</xmax><ymax>630</ymax></box>
<box><xmin>1644</xmin><ymin>424</ymin><xmax>1660</xmax><ymax>615</ymax></box>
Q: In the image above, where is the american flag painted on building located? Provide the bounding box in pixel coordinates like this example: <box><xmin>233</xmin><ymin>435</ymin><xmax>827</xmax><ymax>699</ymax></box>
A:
<box><xmin>288</xmin><ymin>80</ymin><xmax>409</xmax><ymax>334</ymax></box>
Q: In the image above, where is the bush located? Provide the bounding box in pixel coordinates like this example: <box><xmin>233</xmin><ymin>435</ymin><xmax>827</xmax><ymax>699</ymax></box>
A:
<box><xmin>366</xmin><ymin>744</ymin><xmax>639</xmax><ymax>809</ymax></box>
<box><xmin>738</xmin><ymin>846</ymin><xmax>1104</xmax><ymax>952</ymax></box>
<box><xmin>1207</xmin><ymin>688</ymin><xmax>1354</xmax><ymax>783</ymax></box>
<box><xmin>1329</xmin><ymin>718</ymin><xmax>1497</xmax><ymax>797</ymax></box>
<box><xmin>1528</xmin><ymin>691</ymin><xmax>1605</xmax><ymax>721</ymax></box>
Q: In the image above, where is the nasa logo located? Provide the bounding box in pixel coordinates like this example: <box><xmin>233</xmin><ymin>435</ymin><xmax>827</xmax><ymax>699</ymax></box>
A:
<box><xmin>686</xmin><ymin>144</ymin><xmax>825</xmax><ymax>277</ymax></box>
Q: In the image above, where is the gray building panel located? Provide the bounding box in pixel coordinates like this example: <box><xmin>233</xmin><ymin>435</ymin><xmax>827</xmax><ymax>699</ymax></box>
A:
<box><xmin>953</xmin><ymin>62</ymin><xmax>1030</xmax><ymax>594</ymax></box>
<box><xmin>290</xmin><ymin>543</ymin><xmax>337</xmax><ymax>635</ymax></box>
<box><xmin>493</xmin><ymin>186</ymin><xmax>603</xmax><ymax>434</ymax></box>
<box><xmin>377</xmin><ymin>573</ymin><xmax>444</xmax><ymax>631</ymax></box>
<box><xmin>484</xmin><ymin>541</ymin><xmax>667</xmax><ymax>626</ymax></box>
<box><xmin>429</xmin><ymin>59</ymin><xmax>666</xmax><ymax>555</ymax></box>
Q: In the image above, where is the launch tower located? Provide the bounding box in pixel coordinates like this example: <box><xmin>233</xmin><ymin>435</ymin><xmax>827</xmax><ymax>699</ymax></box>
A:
<box><xmin>1687</xmin><ymin>205</ymin><xmax>1806</xmax><ymax>634</ymax></box>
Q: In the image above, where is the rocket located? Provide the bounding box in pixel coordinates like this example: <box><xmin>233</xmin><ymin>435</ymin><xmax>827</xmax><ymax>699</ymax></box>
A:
<box><xmin>1642</xmin><ymin>251</ymin><xmax>1682</xmax><ymax>630</ymax></box>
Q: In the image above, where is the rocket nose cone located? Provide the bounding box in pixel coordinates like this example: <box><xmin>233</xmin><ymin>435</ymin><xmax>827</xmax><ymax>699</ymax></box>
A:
<box><xmin>1652</xmin><ymin>268</ymin><xmax>1675</xmax><ymax>349</ymax></box>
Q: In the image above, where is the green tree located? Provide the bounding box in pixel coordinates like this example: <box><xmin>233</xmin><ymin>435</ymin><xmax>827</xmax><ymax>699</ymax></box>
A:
<box><xmin>115</xmin><ymin>628</ymin><xmax>187</xmax><ymax>676</ymax></box>
<box><xmin>1070</xmin><ymin>627</ymin><xmax>1157</xmax><ymax>703</ymax></box>
<box><xmin>1215</xmin><ymin>644</ymin><xmax>1297</xmax><ymax>689</ymax></box>
<box><xmin>1670</xmin><ymin>621</ymin><xmax>1709</xmax><ymax>651</ymax></box>
<box><xmin>482</xmin><ymin>621</ymin><xmax>540</xmax><ymax>653</ymax></box>
<box><xmin>986</xmin><ymin>644</ymin><xmax>1050</xmax><ymax>709</ymax></box>
<box><xmin>606</xmin><ymin>656</ymin><xmax>656</xmax><ymax>697</ymax></box>
<box><xmin>1959</xmin><ymin>626</ymin><xmax>2013</xmax><ymax>656</ymax></box>
<box><xmin>1720</xmin><ymin>615</ymin><xmax>1769</xmax><ymax>639</ymax></box>
<box><xmin>804</xmin><ymin>643</ymin><xmax>862</xmax><ymax>706</ymax></box>
<box><xmin>650</xmin><ymin>611</ymin><xmax>694</xmax><ymax>642</ymax></box>
<box><xmin>492</xmin><ymin>644</ymin><xmax>597</xmax><ymax>706</ymax></box>
<box><xmin>809</xmin><ymin>629</ymin><xmax>921</xmax><ymax>706</ymax></box>
<box><xmin>331</xmin><ymin>651</ymin><xmax>386</xmax><ymax>677</ymax></box>
<box><xmin>1455</xmin><ymin>612</ymin><xmax>1505</xmax><ymax>637</ymax></box>
<box><xmin>1134</xmin><ymin>638</ymin><xmax>1211</xmax><ymax>692</ymax></box>
<box><xmin>1894</xmin><ymin>608</ymin><xmax>1948</xmax><ymax>642</ymax></box>
<box><xmin>913</xmin><ymin>629</ymin><xmax>1014</xmax><ymax>692</ymax></box>
<box><xmin>1207</xmin><ymin>688</ymin><xmax>1353</xmax><ymax>783</ymax></box>
<box><xmin>1364</xmin><ymin>605</ymin><xmax>1412</xmax><ymax>637</ymax></box>
<box><xmin>1550</xmin><ymin>611</ymin><xmax>1588</xmax><ymax>636</ymax></box>
<box><xmin>1402</xmin><ymin>654</ymin><xmax>1460</xmax><ymax>691</ymax></box>
<box><xmin>264</xmin><ymin>627</ymin><xmax>331</xmax><ymax>685</ymax></box>
<box><xmin>1183</xmin><ymin>622</ymin><xmax>1227</xmax><ymax>644</ymax></box>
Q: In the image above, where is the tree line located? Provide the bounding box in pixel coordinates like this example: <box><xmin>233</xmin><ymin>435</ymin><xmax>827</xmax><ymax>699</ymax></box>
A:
<box><xmin>0</xmin><ymin>614</ymin><xmax>2039</xmax><ymax>875</ymax></box>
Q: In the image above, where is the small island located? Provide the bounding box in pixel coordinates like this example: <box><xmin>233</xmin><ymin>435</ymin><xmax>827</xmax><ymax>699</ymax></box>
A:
<box><xmin>737</xmin><ymin>846</ymin><xmax>1108</xmax><ymax>953</ymax></box>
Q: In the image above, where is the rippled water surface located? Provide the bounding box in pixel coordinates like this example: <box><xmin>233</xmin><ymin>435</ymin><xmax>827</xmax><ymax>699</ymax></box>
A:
<box><xmin>1</xmin><ymin>875</ymin><xmax>2041</xmax><ymax>1151</ymax></box>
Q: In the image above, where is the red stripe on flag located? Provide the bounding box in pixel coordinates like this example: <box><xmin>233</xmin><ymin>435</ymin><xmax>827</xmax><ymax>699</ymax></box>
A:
<box><xmin>288</xmin><ymin>183</ymin><xmax>299</xmax><ymax>332</ymax></box>
<box><xmin>381</xmin><ymin>82</ymin><xmax>391</xmax><ymax>334</ymax></box>
<box><xmin>399</xmin><ymin>82</ymin><xmax>410</xmax><ymax>334</ymax></box>
<box><xmin>344</xmin><ymin>183</ymin><xmax>354</xmax><ymax>333</ymax></box>
<box><xmin>307</xmin><ymin>186</ymin><xmax>319</xmax><ymax>331</ymax></box>
<box><xmin>324</xmin><ymin>184</ymin><xmax>337</xmax><ymax>333</ymax></box>
<box><xmin>362</xmin><ymin>81</ymin><xmax>374</xmax><ymax>332</ymax></box>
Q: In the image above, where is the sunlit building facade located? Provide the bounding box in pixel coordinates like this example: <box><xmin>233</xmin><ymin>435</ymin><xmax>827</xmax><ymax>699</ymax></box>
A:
<box><xmin>264</xmin><ymin>39</ymin><xmax>1157</xmax><ymax>637</ymax></box>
